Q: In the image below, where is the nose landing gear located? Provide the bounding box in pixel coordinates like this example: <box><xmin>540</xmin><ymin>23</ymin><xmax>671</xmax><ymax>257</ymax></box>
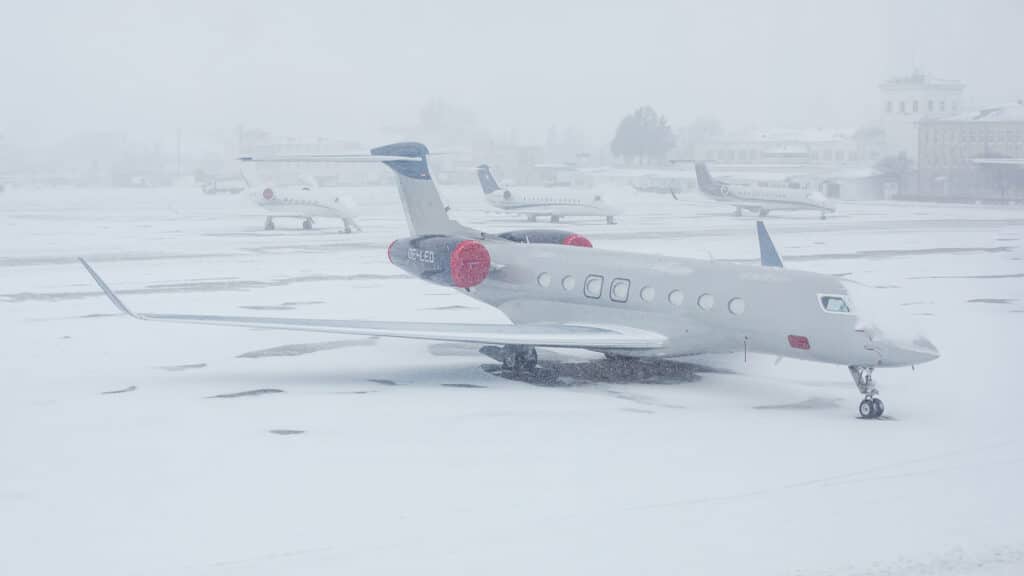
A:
<box><xmin>849</xmin><ymin>366</ymin><xmax>885</xmax><ymax>419</ymax></box>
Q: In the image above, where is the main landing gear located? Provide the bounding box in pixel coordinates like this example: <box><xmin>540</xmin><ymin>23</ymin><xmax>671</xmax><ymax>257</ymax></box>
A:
<box><xmin>606</xmin><ymin>215</ymin><xmax>616</xmax><ymax>224</ymax></box>
<box><xmin>849</xmin><ymin>366</ymin><xmax>885</xmax><ymax>419</ymax></box>
<box><xmin>501</xmin><ymin>345</ymin><xmax>538</xmax><ymax>374</ymax></box>
<box><xmin>264</xmin><ymin>216</ymin><xmax>275</xmax><ymax>231</ymax></box>
<box><xmin>302</xmin><ymin>218</ymin><xmax>314</xmax><ymax>230</ymax></box>
<box><xmin>550</xmin><ymin>215</ymin><xmax>561</xmax><ymax>223</ymax></box>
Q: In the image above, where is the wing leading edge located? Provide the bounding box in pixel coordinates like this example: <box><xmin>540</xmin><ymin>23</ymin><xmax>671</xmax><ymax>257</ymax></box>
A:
<box><xmin>78</xmin><ymin>259</ymin><xmax>665</xmax><ymax>350</ymax></box>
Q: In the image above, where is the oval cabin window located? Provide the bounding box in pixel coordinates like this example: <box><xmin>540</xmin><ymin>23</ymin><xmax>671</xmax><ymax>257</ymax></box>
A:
<box><xmin>698</xmin><ymin>293</ymin><xmax>715</xmax><ymax>310</ymax></box>
<box><xmin>668</xmin><ymin>290</ymin><xmax>684</xmax><ymax>306</ymax></box>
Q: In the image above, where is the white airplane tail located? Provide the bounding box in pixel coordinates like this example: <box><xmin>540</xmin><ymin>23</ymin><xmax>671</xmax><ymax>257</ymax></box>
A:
<box><xmin>370</xmin><ymin>143</ymin><xmax>463</xmax><ymax>236</ymax></box>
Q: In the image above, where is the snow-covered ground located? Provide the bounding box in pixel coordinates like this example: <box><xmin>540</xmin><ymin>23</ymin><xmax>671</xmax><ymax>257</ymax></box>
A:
<box><xmin>2</xmin><ymin>183</ymin><xmax>1023</xmax><ymax>575</ymax></box>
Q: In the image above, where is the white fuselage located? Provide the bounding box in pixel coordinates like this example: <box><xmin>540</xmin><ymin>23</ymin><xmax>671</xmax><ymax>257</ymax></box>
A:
<box><xmin>251</xmin><ymin>186</ymin><xmax>358</xmax><ymax>220</ymax></box>
<box><xmin>706</xmin><ymin>180</ymin><xmax>836</xmax><ymax>214</ymax></box>
<box><xmin>426</xmin><ymin>239</ymin><xmax>936</xmax><ymax>368</ymax></box>
<box><xmin>484</xmin><ymin>188</ymin><xmax>621</xmax><ymax>219</ymax></box>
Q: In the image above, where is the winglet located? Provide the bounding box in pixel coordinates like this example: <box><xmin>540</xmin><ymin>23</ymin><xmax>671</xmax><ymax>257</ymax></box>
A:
<box><xmin>756</xmin><ymin>221</ymin><xmax>784</xmax><ymax>268</ymax></box>
<box><xmin>78</xmin><ymin>259</ymin><xmax>141</xmax><ymax>319</ymax></box>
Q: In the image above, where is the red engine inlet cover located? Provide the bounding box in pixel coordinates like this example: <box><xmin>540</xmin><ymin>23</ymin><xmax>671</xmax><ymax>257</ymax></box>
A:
<box><xmin>449</xmin><ymin>240</ymin><xmax>491</xmax><ymax>288</ymax></box>
<box><xmin>561</xmin><ymin>234</ymin><xmax>593</xmax><ymax>248</ymax></box>
<box><xmin>262</xmin><ymin>188</ymin><xmax>274</xmax><ymax>200</ymax></box>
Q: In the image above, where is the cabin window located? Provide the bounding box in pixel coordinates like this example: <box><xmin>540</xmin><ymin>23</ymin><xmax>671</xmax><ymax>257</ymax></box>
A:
<box><xmin>537</xmin><ymin>272</ymin><xmax>551</xmax><ymax>288</ymax></box>
<box><xmin>820</xmin><ymin>294</ymin><xmax>851</xmax><ymax>313</ymax></box>
<box><xmin>610</xmin><ymin>278</ymin><xmax>630</xmax><ymax>303</ymax></box>
<box><xmin>698</xmin><ymin>293</ymin><xmax>715</xmax><ymax>311</ymax></box>
<box><xmin>584</xmin><ymin>275</ymin><xmax>604</xmax><ymax>299</ymax></box>
<box><xmin>640</xmin><ymin>286</ymin><xmax>655</xmax><ymax>302</ymax></box>
<box><xmin>561</xmin><ymin>275</ymin><xmax>576</xmax><ymax>291</ymax></box>
<box><xmin>728</xmin><ymin>297</ymin><xmax>746</xmax><ymax>315</ymax></box>
<box><xmin>668</xmin><ymin>290</ymin><xmax>684</xmax><ymax>306</ymax></box>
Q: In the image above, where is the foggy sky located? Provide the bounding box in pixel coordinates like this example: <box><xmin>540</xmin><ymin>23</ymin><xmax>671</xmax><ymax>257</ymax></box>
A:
<box><xmin>2</xmin><ymin>0</ymin><xmax>1022</xmax><ymax>149</ymax></box>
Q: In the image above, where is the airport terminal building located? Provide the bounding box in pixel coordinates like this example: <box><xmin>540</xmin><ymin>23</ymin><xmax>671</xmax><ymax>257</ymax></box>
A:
<box><xmin>917</xmin><ymin>102</ymin><xmax>1024</xmax><ymax>201</ymax></box>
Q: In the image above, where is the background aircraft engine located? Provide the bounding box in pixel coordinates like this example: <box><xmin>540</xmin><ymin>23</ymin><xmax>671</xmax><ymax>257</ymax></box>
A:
<box><xmin>497</xmin><ymin>230</ymin><xmax>593</xmax><ymax>247</ymax></box>
<box><xmin>387</xmin><ymin>236</ymin><xmax>491</xmax><ymax>288</ymax></box>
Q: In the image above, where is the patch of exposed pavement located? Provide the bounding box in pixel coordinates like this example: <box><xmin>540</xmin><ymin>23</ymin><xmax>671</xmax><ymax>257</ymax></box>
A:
<box><xmin>268</xmin><ymin>429</ymin><xmax>305</xmax><ymax>436</ymax></box>
<box><xmin>159</xmin><ymin>363</ymin><xmax>208</xmax><ymax>372</ymax></box>
<box><xmin>208</xmin><ymin>388</ymin><xmax>284</xmax><ymax>399</ymax></box>
<box><xmin>101</xmin><ymin>385</ymin><xmax>137</xmax><ymax>395</ymax></box>
<box><xmin>237</xmin><ymin>339</ymin><xmax>377</xmax><ymax>359</ymax></box>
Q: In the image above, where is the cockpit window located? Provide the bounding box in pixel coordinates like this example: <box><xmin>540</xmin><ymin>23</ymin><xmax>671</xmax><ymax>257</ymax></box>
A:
<box><xmin>820</xmin><ymin>295</ymin><xmax>851</xmax><ymax>313</ymax></box>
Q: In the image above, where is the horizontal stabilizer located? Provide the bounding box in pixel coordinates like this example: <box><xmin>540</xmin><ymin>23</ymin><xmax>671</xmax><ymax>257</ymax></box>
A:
<box><xmin>756</xmin><ymin>221</ymin><xmax>784</xmax><ymax>268</ymax></box>
<box><xmin>239</xmin><ymin>154</ymin><xmax>418</xmax><ymax>163</ymax></box>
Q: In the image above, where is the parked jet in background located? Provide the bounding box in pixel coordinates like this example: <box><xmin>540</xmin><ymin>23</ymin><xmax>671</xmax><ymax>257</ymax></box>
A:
<box><xmin>477</xmin><ymin>164</ymin><xmax>621</xmax><ymax>224</ymax></box>
<box><xmin>696</xmin><ymin>163</ymin><xmax>836</xmax><ymax>219</ymax></box>
<box><xmin>248</xmin><ymin>176</ymin><xmax>361</xmax><ymax>232</ymax></box>
<box><xmin>82</xmin><ymin>142</ymin><xmax>939</xmax><ymax>419</ymax></box>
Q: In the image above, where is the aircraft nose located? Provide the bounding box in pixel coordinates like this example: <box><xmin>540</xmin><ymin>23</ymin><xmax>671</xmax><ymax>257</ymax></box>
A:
<box><xmin>881</xmin><ymin>336</ymin><xmax>940</xmax><ymax>366</ymax></box>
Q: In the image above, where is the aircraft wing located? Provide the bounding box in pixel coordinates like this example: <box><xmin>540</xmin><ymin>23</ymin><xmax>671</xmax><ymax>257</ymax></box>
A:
<box><xmin>79</xmin><ymin>259</ymin><xmax>665</xmax><ymax>350</ymax></box>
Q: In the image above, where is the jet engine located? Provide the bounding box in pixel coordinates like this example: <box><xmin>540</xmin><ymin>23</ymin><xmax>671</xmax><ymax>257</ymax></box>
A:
<box><xmin>387</xmin><ymin>235</ymin><xmax>491</xmax><ymax>288</ymax></box>
<box><xmin>497</xmin><ymin>229</ymin><xmax>593</xmax><ymax>247</ymax></box>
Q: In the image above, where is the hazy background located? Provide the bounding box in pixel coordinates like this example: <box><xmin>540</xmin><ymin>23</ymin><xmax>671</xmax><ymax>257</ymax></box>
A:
<box><xmin>2</xmin><ymin>0</ymin><xmax>1022</xmax><ymax>151</ymax></box>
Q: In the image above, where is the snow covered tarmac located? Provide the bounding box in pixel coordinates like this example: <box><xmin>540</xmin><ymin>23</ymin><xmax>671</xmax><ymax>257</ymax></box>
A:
<box><xmin>2</xmin><ymin>185</ymin><xmax>1023</xmax><ymax>575</ymax></box>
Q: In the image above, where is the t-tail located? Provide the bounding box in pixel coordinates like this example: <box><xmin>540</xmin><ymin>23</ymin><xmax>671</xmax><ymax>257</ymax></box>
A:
<box><xmin>477</xmin><ymin>164</ymin><xmax>501</xmax><ymax>195</ymax></box>
<box><xmin>369</xmin><ymin>142</ymin><xmax>477</xmax><ymax>237</ymax></box>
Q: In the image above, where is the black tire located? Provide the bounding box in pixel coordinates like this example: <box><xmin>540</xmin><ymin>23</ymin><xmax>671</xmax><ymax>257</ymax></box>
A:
<box><xmin>302</xmin><ymin>219</ymin><xmax>313</xmax><ymax>230</ymax></box>
<box><xmin>502</xmin><ymin>350</ymin><xmax>518</xmax><ymax>371</ymax></box>
<box><xmin>521</xmin><ymin>348</ymin><xmax>538</xmax><ymax>372</ymax></box>
<box><xmin>871</xmin><ymin>397</ymin><xmax>885</xmax><ymax>418</ymax></box>
<box><xmin>859</xmin><ymin>398</ymin><xmax>875</xmax><ymax>418</ymax></box>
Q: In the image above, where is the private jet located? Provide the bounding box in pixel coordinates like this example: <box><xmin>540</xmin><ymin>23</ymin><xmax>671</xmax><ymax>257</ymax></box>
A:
<box><xmin>477</xmin><ymin>164</ymin><xmax>622</xmax><ymax>224</ymax></box>
<box><xmin>696</xmin><ymin>163</ymin><xmax>836</xmax><ymax>219</ymax></box>
<box><xmin>81</xmin><ymin>142</ymin><xmax>939</xmax><ymax>419</ymax></box>
<box><xmin>249</xmin><ymin>177</ymin><xmax>361</xmax><ymax>232</ymax></box>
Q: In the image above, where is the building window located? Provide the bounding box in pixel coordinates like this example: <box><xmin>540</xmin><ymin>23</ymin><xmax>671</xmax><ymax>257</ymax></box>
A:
<box><xmin>900</xmin><ymin>101</ymin><xmax>906</xmax><ymax>114</ymax></box>
<box><xmin>561</xmin><ymin>275</ymin><xmax>576</xmax><ymax>291</ymax></box>
<box><xmin>609</xmin><ymin>278</ymin><xmax>630</xmax><ymax>303</ymax></box>
<box><xmin>640</xmin><ymin>286</ymin><xmax>655</xmax><ymax>302</ymax></box>
<box><xmin>928</xmin><ymin>100</ymin><xmax>934</xmax><ymax>112</ymax></box>
<box><xmin>913</xmin><ymin>100</ymin><xmax>919</xmax><ymax>113</ymax></box>
<box><xmin>886</xmin><ymin>101</ymin><xmax>892</xmax><ymax>114</ymax></box>
<box><xmin>940</xmin><ymin>101</ymin><xmax>946</xmax><ymax>112</ymax></box>
<box><xmin>728</xmin><ymin>298</ymin><xmax>746</xmax><ymax>315</ymax></box>
<box><xmin>537</xmin><ymin>272</ymin><xmax>551</xmax><ymax>288</ymax></box>
<box><xmin>668</xmin><ymin>290</ymin><xmax>684</xmax><ymax>306</ymax></box>
<box><xmin>584</xmin><ymin>275</ymin><xmax>604</xmax><ymax>299</ymax></box>
<box><xmin>698</xmin><ymin>293</ymin><xmax>715</xmax><ymax>311</ymax></box>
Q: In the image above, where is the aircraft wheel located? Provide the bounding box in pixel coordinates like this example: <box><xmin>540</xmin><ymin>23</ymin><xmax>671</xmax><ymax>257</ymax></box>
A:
<box><xmin>264</xmin><ymin>217</ymin><xmax>275</xmax><ymax>231</ymax></box>
<box><xmin>302</xmin><ymin>218</ymin><xmax>313</xmax><ymax>230</ymax></box>
<box><xmin>820</xmin><ymin>212</ymin><xmax>827</xmax><ymax>220</ymax></box>
<box><xmin>502</xmin><ymin>345</ymin><xmax>537</xmax><ymax>373</ymax></box>
<box><xmin>550</xmin><ymin>215</ymin><xmax>560</xmax><ymax>223</ymax></box>
<box><xmin>858</xmin><ymin>398</ymin><xmax>875</xmax><ymax>418</ymax></box>
<box><xmin>606</xmin><ymin>216</ymin><xmax>616</xmax><ymax>224</ymax></box>
<box><xmin>871</xmin><ymin>397</ymin><xmax>885</xmax><ymax>418</ymax></box>
<box><xmin>520</xmin><ymin>347</ymin><xmax>538</xmax><ymax>372</ymax></box>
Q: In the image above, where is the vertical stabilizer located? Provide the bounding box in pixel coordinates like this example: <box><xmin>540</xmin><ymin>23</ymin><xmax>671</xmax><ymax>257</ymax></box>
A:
<box><xmin>371</xmin><ymin>142</ymin><xmax>463</xmax><ymax>236</ymax></box>
<box><xmin>477</xmin><ymin>164</ymin><xmax>501</xmax><ymax>194</ymax></box>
